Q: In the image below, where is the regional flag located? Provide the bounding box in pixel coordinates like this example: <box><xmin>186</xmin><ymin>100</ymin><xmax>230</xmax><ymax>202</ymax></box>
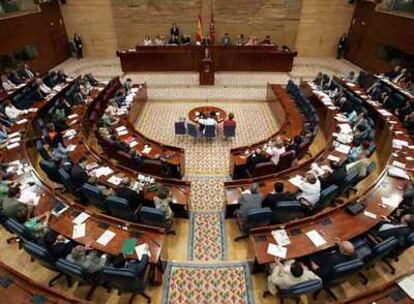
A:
<box><xmin>209</xmin><ymin>13</ymin><xmax>216</xmax><ymax>44</ymax></box>
<box><xmin>196</xmin><ymin>14</ymin><xmax>203</xmax><ymax>42</ymax></box>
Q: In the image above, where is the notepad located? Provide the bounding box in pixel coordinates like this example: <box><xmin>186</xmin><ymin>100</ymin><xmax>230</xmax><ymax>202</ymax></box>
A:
<box><xmin>107</xmin><ymin>175</ymin><xmax>123</xmax><ymax>186</ymax></box>
<box><xmin>121</xmin><ymin>239</ymin><xmax>137</xmax><ymax>255</ymax></box>
<box><xmin>363</xmin><ymin>210</ymin><xmax>377</xmax><ymax>219</ymax></box>
<box><xmin>267</xmin><ymin>243</ymin><xmax>287</xmax><ymax>258</ymax></box>
<box><xmin>397</xmin><ymin>274</ymin><xmax>414</xmax><ymax>300</ymax></box>
<box><xmin>72</xmin><ymin>223</ymin><xmax>86</xmax><ymax>239</ymax></box>
<box><xmin>271</xmin><ymin>229</ymin><xmax>291</xmax><ymax>246</ymax></box>
<box><xmin>306</xmin><ymin>230</ymin><xmax>327</xmax><ymax>247</ymax></box>
<box><xmin>72</xmin><ymin>212</ymin><xmax>90</xmax><ymax>225</ymax></box>
<box><xmin>135</xmin><ymin>243</ymin><xmax>151</xmax><ymax>260</ymax></box>
<box><xmin>7</xmin><ymin>142</ymin><xmax>20</xmax><ymax>150</ymax></box>
<box><xmin>68</xmin><ymin>113</ymin><xmax>78</xmax><ymax>119</ymax></box>
<box><xmin>96</xmin><ymin>230</ymin><xmax>116</xmax><ymax>246</ymax></box>
<box><xmin>327</xmin><ymin>155</ymin><xmax>340</xmax><ymax>162</ymax></box>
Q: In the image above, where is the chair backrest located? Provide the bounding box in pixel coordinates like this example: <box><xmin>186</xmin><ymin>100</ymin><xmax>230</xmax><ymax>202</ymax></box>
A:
<box><xmin>366</xmin><ymin>161</ymin><xmax>376</xmax><ymax>176</ymax></box>
<box><xmin>366</xmin><ymin>143</ymin><xmax>376</xmax><ymax>156</ymax></box>
<box><xmin>139</xmin><ymin>206</ymin><xmax>166</xmax><ymax>228</ymax></box>
<box><xmin>39</xmin><ymin>160</ymin><xmax>61</xmax><ymax>184</ymax></box>
<box><xmin>141</xmin><ymin>159</ymin><xmax>163</xmax><ymax>176</ymax></box>
<box><xmin>105</xmin><ymin>196</ymin><xmax>137</xmax><ymax>222</ymax></box>
<box><xmin>245</xmin><ymin>208</ymin><xmax>272</xmax><ymax>230</ymax></box>
<box><xmin>101</xmin><ymin>266</ymin><xmax>145</xmax><ymax>293</ymax></box>
<box><xmin>279</xmin><ymin>279</ymin><xmax>322</xmax><ymax>298</ymax></box>
<box><xmin>223</xmin><ymin>125</ymin><xmax>236</xmax><ymax>137</ymax></box>
<box><xmin>252</xmin><ymin>161</ymin><xmax>276</xmax><ymax>177</ymax></box>
<box><xmin>408</xmin><ymin>232</ymin><xmax>414</xmax><ymax>246</ymax></box>
<box><xmin>82</xmin><ymin>183</ymin><xmax>106</xmax><ymax>210</ymax></box>
<box><xmin>55</xmin><ymin>258</ymin><xmax>90</xmax><ymax>283</ymax></box>
<box><xmin>23</xmin><ymin>240</ymin><xmax>57</xmax><ymax>271</ymax></box>
<box><xmin>3</xmin><ymin>217</ymin><xmax>27</xmax><ymax>238</ymax></box>
<box><xmin>342</xmin><ymin>170</ymin><xmax>359</xmax><ymax>192</ymax></box>
<box><xmin>274</xmin><ymin>151</ymin><xmax>296</xmax><ymax>172</ymax></box>
<box><xmin>58</xmin><ymin>168</ymin><xmax>78</xmax><ymax>193</ymax></box>
<box><xmin>366</xmin><ymin>236</ymin><xmax>399</xmax><ymax>262</ymax></box>
<box><xmin>327</xmin><ymin>258</ymin><xmax>364</xmax><ymax>285</ymax></box>
<box><xmin>187</xmin><ymin>123</ymin><xmax>199</xmax><ymax>138</ymax></box>
<box><xmin>204</xmin><ymin>125</ymin><xmax>216</xmax><ymax>138</ymax></box>
<box><xmin>314</xmin><ymin>185</ymin><xmax>339</xmax><ymax>210</ymax></box>
<box><xmin>116</xmin><ymin>150</ymin><xmax>134</xmax><ymax>168</ymax></box>
<box><xmin>272</xmin><ymin>201</ymin><xmax>305</xmax><ymax>223</ymax></box>
<box><xmin>174</xmin><ymin>121</ymin><xmax>186</xmax><ymax>135</ymax></box>
<box><xmin>36</xmin><ymin>139</ymin><xmax>50</xmax><ymax>161</ymax></box>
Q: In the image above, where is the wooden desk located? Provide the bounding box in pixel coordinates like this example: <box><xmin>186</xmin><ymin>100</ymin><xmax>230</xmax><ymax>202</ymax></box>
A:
<box><xmin>0</xmin><ymin>261</ymin><xmax>87</xmax><ymax>303</ymax></box>
<box><xmin>188</xmin><ymin>106</ymin><xmax>226</xmax><ymax>124</ymax></box>
<box><xmin>117</xmin><ymin>46</ymin><xmax>297</xmax><ymax>73</ymax></box>
<box><xmin>249</xmin><ymin>80</ymin><xmax>414</xmax><ymax>266</ymax></box>
<box><xmin>0</xmin><ymin>78</ymin><xmax>35</xmax><ymax>103</ymax></box>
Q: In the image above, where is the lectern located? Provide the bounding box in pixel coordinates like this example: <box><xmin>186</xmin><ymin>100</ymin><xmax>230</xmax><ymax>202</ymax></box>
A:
<box><xmin>199</xmin><ymin>48</ymin><xmax>214</xmax><ymax>85</ymax></box>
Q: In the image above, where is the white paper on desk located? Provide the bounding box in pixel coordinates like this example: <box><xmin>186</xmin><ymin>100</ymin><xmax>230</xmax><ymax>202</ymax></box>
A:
<box><xmin>142</xmin><ymin>146</ymin><xmax>152</xmax><ymax>154</ymax></box>
<box><xmin>306</xmin><ymin>230</ymin><xmax>327</xmax><ymax>247</ymax></box>
<box><xmin>338</xmin><ymin>124</ymin><xmax>352</xmax><ymax>134</ymax></box>
<box><xmin>129</xmin><ymin>140</ymin><xmax>138</xmax><ymax>148</ymax></box>
<box><xmin>335</xmin><ymin>144</ymin><xmax>351</xmax><ymax>155</ymax></box>
<box><xmin>378</xmin><ymin>109</ymin><xmax>393</xmax><ymax>117</ymax></box>
<box><xmin>363</xmin><ymin>210</ymin><xmax>377</xmax><ymax>219</ymax></box>
<box><xmin>310</xmin><ymin>163</ymin><xmax>325</xmax><ymax>177</ymax></box>
<box><xmin>135</xmin><ymin>243</ymin><xmax>151</xmax><ymax>260</ymax></box>
<box><xmin>388</xmin><ymin>166</ymin><xmax>410</xmax><ymax>180</ymax></box>
<box><xmin>327</xmin><ymin>155</ymin><xmax>340</xmax><ymax>162</ymax></box>
<box><xmin>16</xmin><ymin>118</ymin><xmax>28</xmax><ymax>125</ymax></box>
<box><xmin>267</xmin><ymin>243</ymin><xmax>287</xmax><ymax>259</ymax></box>
<box><xmin>72</xmin><ymin>223</ymin><xmax>86</xmax><ymax>239</ymax></box>
<box><xmin>271</xmin><ymin>229</ymin><xmax>291</xmax><ymax>246</ymax></box>
<box><xmin>96</xmin><ymin>230</ymin><xmax>116</xmax><ymax>246</ymax></box>
<box><xmin>8</xmin><ymin>137</ymin><xmax>21</xmax><ymax>144</ymax></box>
<box><xmin>28</xmin><ymin>108</ymin><xmax>38</xmax><ymax>113</ymax></box>
<box><xmin>397</xmin><ymin>274</ymin><xmax>414</xmax><ymax>300</ymax></box>
<box><xmin>94</xmin><ymin>166</ymin><xmax>114</xmax><ymax>178</ymax></box>
<box><xmin>7</xmin><ymin>142</ymin><xmax>20</xmax><ymax>150</ymax></box>
<box><xmin>289</xmin><ymin>175</ymin><xmax>304</xmax><ymax>187</ymax></box>
<box><xmin>72</xmin><ymin>212</ymin><xmax>90</xmax><ymax>225</ymax></box>
<box><xmin>8</xmin><ymin>132</ymin><xmax>20</xmax><ymax>138</ymax></box>
<box><xmin>321</xmin><ymin>165</ymin><xmax>333</xmax><ymax>173</ymax></box>
<box><xmin>346</xmin><ymin>82</ymin><xmax>356</xmax><ymax>87</ymax></box>
<box><xmin>63</xmin><ymin>129</ymin><xmax>77</xmax><ymax>138</ymax></box>
<box><xmin>86</xmin><ymin>162</ymin><xmax>99</xmax><ymax>171</ymax></box>
<box><xmin>116</xmin><ymin>126</ymin><xmax>127</xmax><ymax>132</ymax></box>
<box><xmin>67</xmin><ymin>144</ymin><xmax>76</xmax><ymax>152</ymax></box>
<box><xmin>393</xmin><ymin>139</ymin><xmax>409</xmax><ymax>150</ymax></box>
<box><xmin>381</xmin><ymin>196</ymin><xmax>399</xmax><ymax>209</ymax></box>
<box><xmin>335</xmin><ymin>133</ymin><xmax>353</xmax><ymax>144</ymax></box>
<box><xmin>107</xmin><ymin>175</ymin><xmax>123</xmax><ymax>186</ymax></box>
<box><xmin>392</xmin><ymin>160</ymin><xmax>406</xmax><ymax>170</ymax></box>
<box><xmin>117</xmin><ymin>129</ymin><xmax>129</xmax><ymax>136</ymax></box>
<box><xmin>68</xmin><ymin>113</ymin><xmax>78</xmax><ymax>120</ymax></box>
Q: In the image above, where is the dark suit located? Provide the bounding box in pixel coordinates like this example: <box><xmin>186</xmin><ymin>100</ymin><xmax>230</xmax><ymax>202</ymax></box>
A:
<box><xmin>70</xmin><ymin>165</ymin><xmax>89</xmax><ymax>188</ymax></box>
<box><xmin>115</xmin><ymin>186</ymin><xmax>142</xmax><ymax>211</ymax></box>
<box><xmin>322</xmin><ymin>167</ymin><xmax>347</xmax><ymax>189</ymax></box>
<box><xmin>262</xmin><ymin>192</ymin><xmax>294</xmax><ymax>210</ymax></box>
<box><xmin>47</xmin><ymin>241</ymin><xmax>77</xmax><ymax>260</ymax></box>
<box><xmin>247</xmin><ymin>153</ymin><xmax>268</xmax><ymax>173</ymax></box>
<box><xmin>311</xmin><ymin>249</ymin><xmax>356</xmax><ymax>280</ymax></box>
<box><xmin>170</xmin><ymin>26</ymin><xmax>180</xmax><ymax>37</ymax></box>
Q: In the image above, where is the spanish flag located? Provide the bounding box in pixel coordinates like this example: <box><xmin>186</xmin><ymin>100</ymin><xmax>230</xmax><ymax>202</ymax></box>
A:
<box><xmin>196</xmin><ymin>14</ymin><xmax>203</xmax><ymax>43</ymax></box>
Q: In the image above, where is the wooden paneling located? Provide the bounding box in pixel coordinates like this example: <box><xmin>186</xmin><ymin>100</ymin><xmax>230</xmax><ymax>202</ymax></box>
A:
<box><xmin>346</xmin><ymin>1</ymin><xmax>414</xmax><ymax>73</ymax></box>
<box><xmin>295</xmin><ymin>0</ymin><xmax>355</xmax><ymax>57</ymax></box>
<box><xmin>0</xmin><ymin>2</ymin><xmax>69</xmax><ymax>74</ymax></box>
<box><xmin>60</xmin><ymin>0</ymin><xmax>118</xmax><ymax>57</ymax></box>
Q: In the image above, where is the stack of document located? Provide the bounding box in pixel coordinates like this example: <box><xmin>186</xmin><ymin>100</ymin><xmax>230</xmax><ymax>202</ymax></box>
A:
<box><xmin>107</xmin><ymin>175</ymin><xmax>123</xmax><ymax>186</ymax></box>
<box><xmin>310</xmin><ymin>163</ymin><xmax>326</xmax><ymax>177</ymax></box>
<box><xmin>267</xmin><ymin>243</ymin><xmax>287</xmax><ymax>259</ymax></box>
<box><xmin>271</xmin><ymin>229</ymin><xmax>291</xmax><ymax>246</ymax></box>
<box><xmin>96</xmin><ymin>230</ymin><xmax>116</xmax><ymax>246</ymax></box>
<box><xmin>93</xmin><ymin>166</ymin><xmax>114</xmax><ymax>178</ymax></box>
<box><xmin>381</xmin><ymin>196</ymin><xmax>399</xmax><ymax>209</ymax></box>
<box><xmin>392</xmin><ymin>139</ymin><xmax>409</xmax><ymax>150</ymax></box>
<box><xmin>72</xmin><ymin>212</ymin><xmax>90</xmax><ymax>225</ymax></box>
<box><xmin>289</xmin><ymin>175</ymin><xmax>304</xmax><ymax>188</ymax></box>
<box><xmin>335</xmin><ymin>144</ymin><xmax>351</xmax><ymax>155</ymax></box>
<box><xmin>327</xmin><ymin>155</ymin><xmax>340</xmax><ymax>162</ymax></box>
<box><xmin>306</xmin><ymin>230</ymin><xmax>327</xmax><ymax>247</ymax></box>
<box><xmin>142</xmin><ymin>146</ymin><xmax>152</xmax><ymax>154</ymax></box>
<box><xmin>72</xmin><ymin>223</ymin><xmax>86</xmax><ymax>239</ymax></box>
<box><xmin>388</xmin><ymin>166</ymin><xmax>410</xmax><ymax>180</ymax></box>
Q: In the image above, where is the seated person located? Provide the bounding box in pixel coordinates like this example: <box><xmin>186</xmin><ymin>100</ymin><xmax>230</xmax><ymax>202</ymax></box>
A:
<box><xmin>111</xmin><ymin>244</ymin><xmax>149</xmax><ymax>277</ymax></box>
<box><xmin>346</xmin><ymin>152</ymin><xmax>371</xmax><ymax>178</ymax></box>
<box><xmin>106</xmin><ymin>99</ymin><xmax>118</xmax><ymax>116</ymax></box>
<box><xmin>4</xmin><ymin>100</ymin><xmax>26</xmax><ymax>121</ymax></box>
<box><xmin>70</xmin><ymin>156</ymin><xmax>96</xmax><ymax>189</ymax></box>
<box><xmin>221</xmin><ymin>33</ymin><xmax>232</xmax><ymax>46</ymax></box>
<box><xmin>321</xmin><ymin>161</ymin><xmax>347</xmax><ymax>189</ymax></box>
<box><xmin>153</xmin><ymin>34</ymin><xmax>166</xmax><ymax>46</ymax></box>
<box><xmin>376</xmin><ymin>214</ymin><xmax>414</xmax><ymax>246</ymax></box>
<box><xmin>384</xmin><ymin>65</ymin><xmax>402</xmax><ymax>80</ymax></box>
<box><xmin>309</xmin><ymin>240</ymin><xmax>356</xmax><ymax>280</ymax></box>
<box><xmin>18</xmin><ymin>64</ymin><xmax>35</xmax><ymax>81</ymax></box>
<box><xmin>101</xmin><ymin>108</ymin><xmax>118</xmax><ymax>127</ymax></box>
<box><xmin>153</xmin><ymin>186</ymin><xmax>174</xmax><ymax>221</ymax></box>
<box><xmin>266</xmin><ymin>258</ymin><xmax>321</xmax><ymax>296</ymax></box>
<box><xmin>353</xmin><ymin>124</ymin><xmax>369</xmax><ymax>146</ymax></box>
<box><xmin>344</xmin><ymin>107</ymin><xmax>358</xmax><ymax>124</ymax></box>
<box><xmin>181</xmin><ymin>33</ymin><xmax>192</xmax><ymax>46</ymax></box>
<box><xmin>347</xmin><ymin>71</ymin><xmax>357</xmax><ymax>82</ymax></box>
<box><xmin>66</xmin><ymin>245</ymin><xmax>107</xmax><ymax>274</ymax></box>
<box><xmin>262</xmin><ymin>182</ymin><xmax>294</xmax><ymax>210</ymax></box>
<box><xmin>247</xmin><ymin>148</ymin><xmax>269</xmax><ymax>173</ymax></box>
<box><xmin>168</xmin><ymin>35</ymin><xmax>179</xmax><ymax>45</ymax></box>
<box><xmin>245</xmin><ymin>36</ymin><xmax>258</xmax><ymax>46</ymax></box>
<box><xmin>223</xmin><ymin>112</ymin><xmax>236</xmax><ymax>128</ymax></box>
<box><xmin>235</xmin><ymin>183</ymin><xmax>262</xmax><ymax>223</ymax></box>
<box><xmin>115</xmin><ymin>177</ymin><xmax>142</xmax><ymax>211</ymax></box>
<box><xmin>8</xmin><ymin>72</ymin><xmax>23</xmax><ymax>85</ymax></box>
<box><xmin>143</xmin><ymin>34</ymin><xmax>152</xmax><ymax>46</ymax></box>
<box><xmin>50</xmin><ymin>134</ymin><xmax>71</xmax><ymax>162</ymax></box>
<box><xmin>297</xmin><ymin>172</ymin><xmax>321</xmax><ymax>208</ymax></box>
<box><xmin>286</xmin><ymin>135</ymin><xmax>304</xmax><ymax>154</ymax></box>
<box><xmin>123</xmin><ymin>78</ymin><xmax>132</xmax><ymax>94</ymax></box>
<box><xmin>348</xmin><ymin>140</ymin><xmax>370</xmax><ymax>163</ymax></box>
<box><xmin>266</xmin><ymin>138</ymin><xmax>285</xmax><ymax>166</ymax></box>
<box><xmin>35</xmin><ymin>77</ymin><xmax>52</xmax><ymax>95</ymax></box>
<box><xmin>56</xmin><ymin>70</ymin><xmax>69</xmax><ymax>83</ymax></box>
<box><xmin>1</xmin><ymin>75</ymin><xmax>16</xmax><ymax>91</ymax></box>
<box><xmin>111</xmin><ymin>135</ymin><xmax>130</xmax><ymax>152</ymax></box>
<box><xmin>129</xmin><ymin>149</ymin><xmax>145</xmax><ymax>169</ymax></box>
<box><xmin>114</xmin><ymin>88</ymin><xmax>126</xmax><ymax>107</ymax></box>
<box><xmin>39</xmin><ymin>230</ymin><xmax>77</xmax><ymax>260</ymax></box>
<box><xmin>261</xmin><ymin>35</ymin><xmax>272</xmax><ymax>45</ymax></box>
<box><xmin>235</xmin><ymin>34</ymin><xmax>245</xmax><ymax>46</ymax></box>
<box><xmin>1</xmin><ymin>187</ymin><xmax>31</xmax><ymax>220</ymax></box>
<box><xmin>24</xmin><ymin>210</ymin><xmax>51</xmax><ymax>241</ymax></box>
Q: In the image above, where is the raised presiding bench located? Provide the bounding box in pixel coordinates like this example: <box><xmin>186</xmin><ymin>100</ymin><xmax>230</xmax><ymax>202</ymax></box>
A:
<box><xmin>117</xmin><ymin>46</ymin><xmax>297</xmax><ymax>74</ymax></box>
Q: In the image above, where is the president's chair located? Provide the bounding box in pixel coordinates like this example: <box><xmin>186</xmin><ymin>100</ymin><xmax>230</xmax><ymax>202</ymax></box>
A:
<box><xmin>234</xmin><ymin>207</ymin><xmax>272</xmax><ymax>241</ymax></box>
<box><xmin>105</xmin><ymin>196</ymin><xmax>139</xmax><ymax>222</ymax></box>
<box><xmin>139</xmin><ymin>206</ymin><xmax>175</xmax><ymax>234</ymax></box>
<box><xmin>100</xmin><ymin>266</ymin><xmax>151</xmax><ymax>303</ymax></box>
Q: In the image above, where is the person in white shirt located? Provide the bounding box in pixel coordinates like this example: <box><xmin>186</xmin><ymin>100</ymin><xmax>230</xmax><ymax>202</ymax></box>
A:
<box><xmin>1</xmin><ymin>75</ymin><xmax>15</xmax><ymax>91</ymax></box>
<box><xmin>266</xmin><ymin>138</ymin><xmax>285</xmax><ymax>166</ymax></box>
<box><xmin>297</xmin><ymin>172</ymin><xmax>321</xmax><ymax>207</ymax></box>
<box><xmin>4</xmin><ymin>100</ymin><xmax>25</xmax><ymax>120</ymax></box>
<box><xmin>143</xmin><ymin>34</ymin><xmax>153</xmax><ymax>46</ymax></box>
<box><xmin>35</xmin><ymin>78</ymin><xmax>51</xmax><ymax>95</ymax></box>
<box><xmin>153</xmin><ymin>34</ymin><xmax>165</xmax><ymax>46</ymax></box>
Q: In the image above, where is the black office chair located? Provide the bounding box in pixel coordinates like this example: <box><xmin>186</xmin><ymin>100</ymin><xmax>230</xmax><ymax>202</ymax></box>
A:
<box><xmin>22</xmin><ymin>240</ymin><xmax>63</xmax><ymax>286</ymax></box>
<box><xmin>105</xmin><ymin>196</ymin><xmax>139</xmax><ymax>222</ymax></box>
<box><xmin>55</xmin><ymin>258</ymin><xmax>98</xmax><ymax>300</ymax></box>
<box><xmin>100</xmin><ymin>266</ymin><xmax>151</xmax><ymax>303</ymax></box>
<box><xmin>312</xmin><ymin>185</ymin><xmax>339</xmax><ymax>212</ymax></box>
<box><xmin>340</xmin><ymin>170</ymin><xmax>359</xmax><ymax>197</ymax></box>
<box><xmin>234</xmin><ymin>207</ymin><xmax>272</xmax><ymax>241</ymax></box>
<box><xmin>266</xmin><ymin>279</ymin><xmax>322</xmax><ymax>304</ymax></box>
<box><xmin>271</xmin><ymin>201</ymin><xmax>306</xmax><ymax>223</ymax></box>
<box><xmin>82</xmin><ymin>183</ymin><xmax>107</xmax><ymax>211</ymax></box>
<box><xmin>223</xmin><ymin>125</ymin><xmax>236</xmax><ymax>139</ymax></box>
<box><xmin>36</xmin><ymin>139</ymin><xmax>51</xmax><ymax>161</ymax></box>
<box><xmin>363</xmin><ymin>236</ymin><xmax>399</xmax><ymax>275</ymax></box>
<box><xmin>58</xmin><ymin>168</ymin><xmax>81</xmax><ymax>194</ymax></box>
<box><xmin>2</xmin><ymin>217</ymin><xmax>30</xmax><ymax>247</ymax></box>
<box><xmin>187</xmin><ymin>123</ymin><xmax>201</xmax><ymax>140</ymax></box>
<box><xmin>174</xmin><ymin>121</ymin><xmax>186</xmax><ymax>137</ymax></box>
<box><xmin>139</xmin><ymin>206</ymin><xmax>175</xmax><ymax>234</ymax></box>
<box><xmin>204</xmin><ymin>125</ymin><xmax>216</xmax><ymax>140</ymax></box>
<box><xmin>39</xmin><ymin>160</ymin><xmax>62</xmax><ymax>184</ymax></box>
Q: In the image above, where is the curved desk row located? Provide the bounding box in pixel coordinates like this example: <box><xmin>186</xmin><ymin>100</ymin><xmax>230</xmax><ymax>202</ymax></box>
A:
<box><xmin>248</xmin><ymin>80</ymin><xmax>414</xmax><ymax>266</ymax></box>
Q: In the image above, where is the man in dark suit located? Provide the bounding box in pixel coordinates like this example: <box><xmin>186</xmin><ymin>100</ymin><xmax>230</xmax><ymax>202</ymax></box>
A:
<box><xmin>8</xmin><ymin>72</ymin><xmax>24</xmax><ymax>85</ymax></box>
<box><xmin>309</xmin><ymin>240</ymin><xmax>356</xmax><ymax>280</ymax></box>
<box><xmin>376</xmin><ymin>214</ymin><xmax>414</xmax><ymax>247</ymax></box>
<box><xmin>262</xmin><ymin>182</ymin><xmax>294</xmax><ymax>210</ymax></box>
<box><xmin>170</xmin><ymin>23</ymin><xmax>180</xmax><ymax>37</ymax></box>
<box><xmin>40</xmin><ymin>230</ymin><xmax>77</xmax><ymax>260</ymax></box>
<box><xmin>18</xmin><ymin>64</ymin><xmax>35</xmax><ymax>80</ymax></box>
<box><xmin>115</xmin><ymin>177</ymin><xmax>142</xmax><ymax>211</ymax></box>
<box><xmin>111</xmin><ymin>245</ymin><xmax>149</xmax><ymax>278</ymax></box>
<box><xmin>247</xmin><ymin>148</ymin><xmax>269</xmax><ymax>173</ymax></box>
<box><xmin>321</xmin><ymin>161</ymin><xmax>347</xmax><ymax>189</ymax></box>
<box><xmin>74</xmin><ymin>33</ymin><xmax>83</xmax><ymax>59</ymax></box>
<box><xmin>70</xmin><ymin>156</ymin><xmax>94</xmax><ymax>189</ymax></box>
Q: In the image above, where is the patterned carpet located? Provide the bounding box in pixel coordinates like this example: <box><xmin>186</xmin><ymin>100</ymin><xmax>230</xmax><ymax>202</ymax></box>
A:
<box><xmin>188</xmin><ymin>212</ymin><xmax>226</xmax><ymax>261</ymax></box>
<box><xmin>162</xmin><ymin>262</ymin><xmax>254</xmax><ymax>304</ymax></box>
<box><xmin>135</xmin><ymin>100</ymin><xmax>278</xmax><ymax>177</ymax></box>
<box><xmin>189</xmin><ymin>176</ymin><xmax>227</xmax><ymax>211</ymax></box>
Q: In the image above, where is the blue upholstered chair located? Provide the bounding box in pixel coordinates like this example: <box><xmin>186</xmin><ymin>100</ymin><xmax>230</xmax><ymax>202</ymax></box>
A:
<box><xmin>234</xmin><ymin>207</ymin><xmax>272</xmax><ymax>241</ymax></box>
<box><xmin>223</xmin><ymin>124</ymin><xmax>236</xmax><ymax>139</ymax></box>
<box><xmin>187</xmin><ymin>123</ymin><xmax>201</xmax><ymax>140</ymax></box>
<box><xmin>272</xmin><ymin>279</ymin><xmax>323</xmax><ymax>304</ymax></box>
<box><xmin>139</xmin><ymin>206</ymin><xmax>175</xmax><ymax>234</ymax></box>
<box><xmin>105</xmin><ymin>196</ymin><xmax>139</xmax><ymax>222</ymax></box>
<box><xmin>82</xmin><ymin>183</ymin><xmax>107</xmax><ymax>211</ymax></box>
<box><xmin>312</xmin><ymin>185</ymin><xmax>339</xmax><ymax>212</ymax></box>
<box><xmin>174</xmin><ymin>121</ymin><xmax>186</xmax><ymax>136</ymax></box>
<box><xmin>39</xmin><ymin>160</ymin><xmax>62</xmax><ymax>184</ymax></box>
<box><xmin>58</xmin><ymin>168</ymin><xmax>81</xmax><ymax>194</ymax></box>
<box><xmin>271</xmin><ymin>201</ymin><xmax>306</xmax><ymax>223</ymax></box>
<box><xmin>204</xmin><ymin>125</ymin><xmax>216</xmax><ymax>140</ymax></box>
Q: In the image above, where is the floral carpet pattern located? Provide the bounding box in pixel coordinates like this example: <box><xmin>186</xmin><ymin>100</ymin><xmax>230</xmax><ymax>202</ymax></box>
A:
<box><xmin>188</xmin><ymin>212</ymin><xmax>226</xmax><ymax>261</ymax></box>
<box><xmin>162</xmin><ymin>262</ymin><xmax>254</xmax><ymax>304</ymax></box>
<box><xmin>189</xmin><ymin>176</ymin><xmax>227</xmax><ymax>211</ymax></box>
